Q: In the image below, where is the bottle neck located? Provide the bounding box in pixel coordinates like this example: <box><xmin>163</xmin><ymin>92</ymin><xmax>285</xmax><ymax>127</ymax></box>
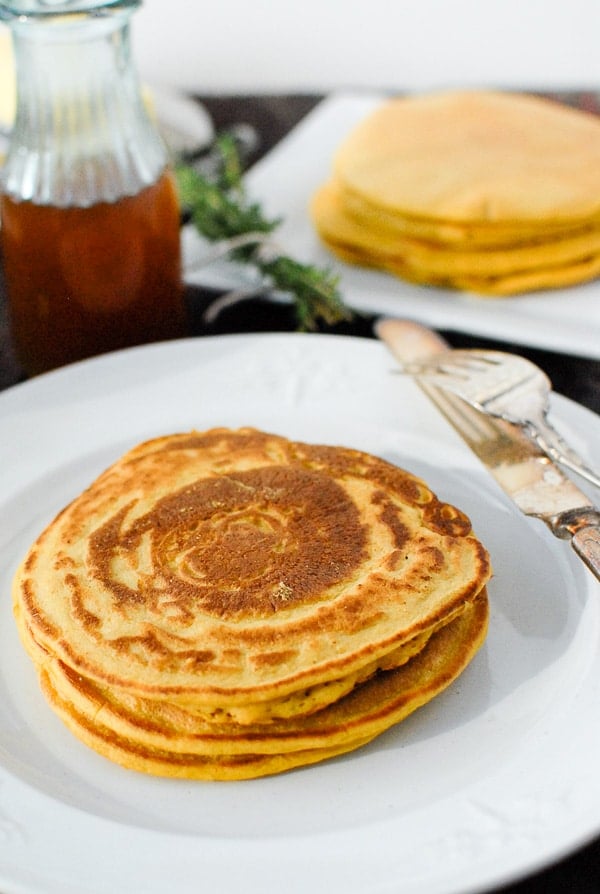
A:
<box><xmin>3</xmin><ymin>7</ymin><xmax>167</xmax><ymax>206</ymax></box>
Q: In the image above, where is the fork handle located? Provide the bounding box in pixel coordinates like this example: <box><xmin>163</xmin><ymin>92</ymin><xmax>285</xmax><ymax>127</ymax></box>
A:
<box><xmin>525</xmin><ymin>416</ymin><xmax>600</xmax><ymax>490</ymax></box>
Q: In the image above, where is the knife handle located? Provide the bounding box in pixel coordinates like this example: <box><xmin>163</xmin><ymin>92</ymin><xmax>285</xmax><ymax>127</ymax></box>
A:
<box><xmin>554</xmin><ymin>508</ymin><xmax>600</xmax><ymax>582</ymax></box>
<box><xmin>571</xmin><ymin>526</ymin><xmax>600</xmax><ymax>581</ymax></box>
<box><xmin>375</xmin><ymin>318</ymin><xmax>450</xmax><ymax>361</ymax></box>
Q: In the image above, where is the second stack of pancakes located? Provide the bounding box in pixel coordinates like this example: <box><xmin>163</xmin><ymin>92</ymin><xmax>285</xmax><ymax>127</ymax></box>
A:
<box><xmin>311</xmin><ymin>90</ymin><xmax>600</xmax><ymax>296</ymax></box>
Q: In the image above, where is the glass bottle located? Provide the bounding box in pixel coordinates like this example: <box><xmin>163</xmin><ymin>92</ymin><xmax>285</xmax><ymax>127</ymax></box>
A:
<box><xmin>0</xmin><ymin>0</ymin><xmax>186</xmax><ymax>376</ymax></box>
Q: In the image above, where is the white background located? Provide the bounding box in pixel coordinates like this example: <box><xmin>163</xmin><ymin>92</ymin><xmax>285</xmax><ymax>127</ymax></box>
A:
<box><xmin>133</xmin><ymin>0</ymin><xmax>600</xmax><ymax>94</ymax></box>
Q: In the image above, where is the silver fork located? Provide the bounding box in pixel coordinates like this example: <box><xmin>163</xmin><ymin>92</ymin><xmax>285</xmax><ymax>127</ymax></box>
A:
<box><xmin>399</xmin><ymin>348</ymin><xmax>600</xmax><ymax>489</ymax></box>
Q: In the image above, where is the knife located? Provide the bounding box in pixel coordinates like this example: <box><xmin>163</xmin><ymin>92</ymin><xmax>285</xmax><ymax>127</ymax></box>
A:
<box><xmin>375</xmin><ymin>318</ymin><xmax>600</xmax><ymax>582</ymax></box>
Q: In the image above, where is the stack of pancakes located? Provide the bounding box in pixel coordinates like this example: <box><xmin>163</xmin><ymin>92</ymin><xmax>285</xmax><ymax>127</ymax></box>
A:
<box><xmin>13</xmin><ymin>427</ymin><xmax>491</xmax><ymax>780</ymax></box>
<box><xmin>311</xmin><ymin>90</ymin><xmax>600</xmax><ymax>296</ymax></box>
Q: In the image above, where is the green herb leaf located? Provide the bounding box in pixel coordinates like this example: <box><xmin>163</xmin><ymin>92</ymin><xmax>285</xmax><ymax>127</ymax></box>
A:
<box><xmin>176</xmin><ymin>136</ymin><xmax>352</xmax><ymax>330</ymax></box>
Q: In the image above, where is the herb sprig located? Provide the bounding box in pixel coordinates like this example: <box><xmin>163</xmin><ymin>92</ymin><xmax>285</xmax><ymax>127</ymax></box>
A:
<box><xmin>176</xmin><ymin>134</ymin><xmax>352</xmax><ymax>331</ymax></box>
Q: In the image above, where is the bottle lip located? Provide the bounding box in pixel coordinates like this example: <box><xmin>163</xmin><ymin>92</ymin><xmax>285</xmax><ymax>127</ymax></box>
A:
<box><xmin>0</xmin><ymin>0</ymin><xmax>139</xmax><ymax>20</ymax></box>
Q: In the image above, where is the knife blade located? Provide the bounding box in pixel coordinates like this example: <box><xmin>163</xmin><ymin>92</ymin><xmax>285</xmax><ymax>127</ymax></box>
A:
<box><xmin>375</xmin><ymin>318</ymin><xmax>600</xmax><ymax>582</ymax></box>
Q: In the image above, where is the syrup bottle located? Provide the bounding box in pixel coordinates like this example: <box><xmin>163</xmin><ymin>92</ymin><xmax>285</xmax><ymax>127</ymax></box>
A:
<box><xmin>0</xmin><ymin>0</ymin><xmax>186</xmax><ymax>376</ymax></box>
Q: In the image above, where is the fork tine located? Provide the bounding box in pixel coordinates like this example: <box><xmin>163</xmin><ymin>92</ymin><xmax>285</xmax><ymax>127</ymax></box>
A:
<box><xmin>398</xmin><ymin>346</ymin><xmax>600</xmax><ymax>489</ymax></box>
<box><xmin>442</xmin><ymin>357</ymin><xmax>493</xmax><ymax>373</ymax></box>
<box><xmin>464</xmin><ymin>350</ymin><xmax>505</xmax><ymax>366</ymax></box>
<box><xmin>445</xmin><ymin>351</ymin><xmax>508</xmax><ymax>372</ymax></box>
<box><xmin>400</xmin><ymin>355</ymin><xmax>495</xmax><ymax>380</ymax></box>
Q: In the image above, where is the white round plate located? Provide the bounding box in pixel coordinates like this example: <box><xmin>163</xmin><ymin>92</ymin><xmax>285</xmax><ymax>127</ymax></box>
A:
<box><xmin>1</xmin><ymin>333</ymin><xmax>599</xmax><ymax>894</ymax></box>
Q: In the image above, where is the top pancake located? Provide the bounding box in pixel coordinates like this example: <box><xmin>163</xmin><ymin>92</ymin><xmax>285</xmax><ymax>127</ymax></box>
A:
<box><xmin>333</xmin><ymin>91</ymin><xmax>600</xmax><ymax>224</ymax></box>
<box><xmin>14</xmin><ymin>427</ymin><xmax>490</xmax><ymax>704</ymax></box>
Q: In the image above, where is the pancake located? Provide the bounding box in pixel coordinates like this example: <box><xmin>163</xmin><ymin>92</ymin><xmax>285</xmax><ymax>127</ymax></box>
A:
<box><xmin>15</xmin><ymin>427</ymin><xmax>490</xmax><ymax>703</ymax></box>
<box><xmin>333</xmin><ymin>91</ymin><xmax>600</xmax><ymax>224</ymax></box>
<box><xmin>312</xmin><ymin>181</ymin><xmax>600</xmax><ymax>278</ymax></box>
<box><xmin>317</xmin><ymin>231</ymin><xmax>600</xmax><ymax>296</ymax></box>
<box><xmin>312</xmin><ymin>90</ymin><xmax>600</xmax><ymax>295</ymax></box>
<box><xmin>36</xmin><ymin>592</ymin><xmax>488</xmax><ymax>779</ymax></box>
<box><xmin>341</xmin><ymin>187</ymin><xmax>595</xmax><ymax>248</ymax></box>
<box><xmin>313</xmin><ymin>193</ymin><xmax>600</xmax><ymax>298</ymax></box>
<box><xmin>15</xmin><ymin>595</ymin><xmax>437</xmax><ymax>725</ymax></box>
<box><xmin>13</xmin><ymin>426</ymin><xmax>491</xmax><ymax>778</ymax></box>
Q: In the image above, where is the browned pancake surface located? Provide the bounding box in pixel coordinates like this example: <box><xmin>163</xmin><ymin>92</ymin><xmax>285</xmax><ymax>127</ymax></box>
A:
<box><xmin>14</xmin><ymin>427</ymin><xmax>491</xmax><ymax>705</ymax></box>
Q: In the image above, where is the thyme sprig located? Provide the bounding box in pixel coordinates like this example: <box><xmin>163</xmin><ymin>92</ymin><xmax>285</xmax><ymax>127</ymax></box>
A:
<box><xmin>176</xmin><ymin>133</ymin><xmax>352</xmax><ymax>330</ymax></box>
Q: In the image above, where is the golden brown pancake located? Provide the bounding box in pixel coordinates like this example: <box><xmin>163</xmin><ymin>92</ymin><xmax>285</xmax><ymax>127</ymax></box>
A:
<box><xmin>13</xmin><ymin>427</ymin><xmax>491</xmax><ymax>778</ymax></box>
<box><xmin>15</xmin><ymin>427</ymin><xmax>490</xmax><ymax>702</ymax></box>
<box><xmin>312</xmin><ymin>180</ymin><xmax>600</xmax><ymax>278</ymax></box>
<box><xmin>312</xmin><ymin>90</ymin><xmax>600</xmax><ymax>295</ymax></box>
<box><xmin>15</xmin><ymin>594</ymin><xmax>437</xmax><ymax>725</ymax></box>
<box><xmin>36</xmin><ymin>593</ymin><xmax>488</xmax><ymax>779</ymax></box>
<box><xmin>333</xmin><ymin>91</ymin><xmax>600</xmax><ymax>224</ymax></box>
<box><xmin>318</xmin><ymin>232</ymin><xmax>600</xmax><ymax>297</ymax></box>
<box><xmin>340</xmin><ymin>187</ymin><xmax>596</xmax><ymax>248</ymax></box>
